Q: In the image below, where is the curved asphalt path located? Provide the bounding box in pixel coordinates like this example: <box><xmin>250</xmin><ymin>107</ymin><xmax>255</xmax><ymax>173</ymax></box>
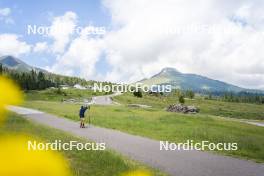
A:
<box><xmin>91</xmin><ymin>92</ymin><xmax>122</xmax><ymax>105</ymax></box>
<box><xmin>7</xmin><ymin>106</ymin><xmax>264</xmax><ymax>176</ymax></box>
<box><xmin>244</xmin><ymin>121</ymin><xmax>264</xmax><ymax>127</ymax></box>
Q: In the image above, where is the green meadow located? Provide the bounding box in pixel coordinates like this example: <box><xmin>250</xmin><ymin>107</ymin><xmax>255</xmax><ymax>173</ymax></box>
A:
<box><xmin>25</xmin><ymin>88</ymin><xmax>108</xmax><ymax>101</ymax></box>
<box><xmin>1</xmin><ymin>112</ymin><xmax>165</xmax><ymax>176</ymax></box>
<box><xmin>114</xmin><ymin>93</ymin><xmax>264</xmax><ymax>120</ymax></box>
<box><xmin>22</xmin><ymin>89</ymin><xmax>264</xmax><ymax>162</ymax></box>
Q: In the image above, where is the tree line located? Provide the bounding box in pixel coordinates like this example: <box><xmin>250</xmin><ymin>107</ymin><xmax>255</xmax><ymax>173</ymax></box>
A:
<box><xmin>172</xmin><ymin>88</ymin><xmax>264</xmax><ymax>105</ymax></box>
<box><xmin>204</xmin><ymin>91</ymin><xmax>264</xmax><ymax>104</ymax></box>
<box><xmin>220</xmin><ymin>92</ymin><xmax>264</xmax><ymax>104</ymax></box>
<box><xmin>0</xmin><ymin>64</ymin><xmax>91</xmax><ymax>91</ymax></box>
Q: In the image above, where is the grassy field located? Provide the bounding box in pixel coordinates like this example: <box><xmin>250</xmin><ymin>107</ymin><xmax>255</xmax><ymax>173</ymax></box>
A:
<box><xmin>25</xmin><ymin>89</ymin><xmax>264</xmax><ymax>120</ymax></box>
<box><xmin>23</xmin><ymin>100</ymin><xmax>264</xmax><ymax>162</ymax></box>
<box><xmin>114</xmin><ymin>93</ymin><xmax>264</xmax><ymax>120</ymax></box>
<box><xmin>0</xmin><ymin>112</ymin><xmax>165</xmax><ymax>176</ymax></box>
<box><xmin>25</xmin><ymin>88</ymin><xmax>109</xmax><ymax>101</ymax></box>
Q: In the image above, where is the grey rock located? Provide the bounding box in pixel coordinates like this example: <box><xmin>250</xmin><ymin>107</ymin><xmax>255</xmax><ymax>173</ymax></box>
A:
<box><xmin>167</xmin><ymin>104</ymin><xmax>199</xmax><ymax>113</ymax></box>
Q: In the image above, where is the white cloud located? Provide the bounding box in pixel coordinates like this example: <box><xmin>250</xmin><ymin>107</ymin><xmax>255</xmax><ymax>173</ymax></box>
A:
<box><xmin>33</xmin><ymin>42</ymin><xmax>48</xmax><ymax>53</ymax></box>
<box><xmin>0</xmin><ymin>7</ymin><xmax>14</xmax><ymax>24</ymax></box>
<box><xmin>49</xmin><ymin>11</ymin><xmax>77</xmax><ymax>53</ymax></box>
<box><xmin>45</xmin><ymin>11</ymin><xmax>107</xmax><ymax>79</ymax></box>
<box><xmin>0</xmin><ymin>8</ymin><xmax>10</xmax><ymax>16</ymax></box>
<box><xmin>45</xmin><ymin>1</ymin><xmax>264</xmax><ymax>89</ymax></box>
<box><xmin>0</xmin><ymin>34</ymin><xmax>31</xmax><ymax>57</ymax></box>
<box><xmin>48</xmin><ymin>35</ymin><xmax>104</xmax><ymax>78</ymax></box>
<box><xmin>93</xmin><ymin>0</ymin><xmax>264</xmax><ymax>88</ymax></box>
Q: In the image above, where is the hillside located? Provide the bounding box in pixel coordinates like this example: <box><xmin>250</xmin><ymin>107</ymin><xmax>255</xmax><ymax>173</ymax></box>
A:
<box><xmin>0</xmin><ymin>55</ymin><xmax>47</xmax><ymax>73</ymax></box>
<box><xmin>138</xmin><ymin>67</ymin><xmax>262</xmax><ymax>93</ymax></box>
<box><xmin>0</xmin><ymin>55</ymin><xmax>112</xmax><ymax>91</ymax></box>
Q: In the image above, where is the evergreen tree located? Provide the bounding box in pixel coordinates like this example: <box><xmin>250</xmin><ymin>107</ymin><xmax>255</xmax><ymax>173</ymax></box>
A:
<box><xmin>37</xmin><ymin>71</ymin><xmax>46</xmax><ymax>89</ymax></box>
<box><xmin>186</xmin><ymin>90</ymin><xmax>195</xmax><ymax>99</ymax></box>
<box><xmin>0</xmin><ymin>64</ymin><xmax>2</xmax><ymax>75</ymax></box>
<box><xmin>179</xmin><ymin>95</ymin><xmax>185</xmax><ymax>104</ymax></box>
<box><xmin>133</xmin><ymin>90</ymin><xmax>143</xmax><ymax>98</ymax></box>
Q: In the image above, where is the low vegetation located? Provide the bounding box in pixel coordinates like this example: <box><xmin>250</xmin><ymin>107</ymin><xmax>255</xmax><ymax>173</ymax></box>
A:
<box><xmin>114</xmin><ymin>92</ymin><xmax>264</xmax><ymax>120</ymax></box>
<box><xmin>1</xmin><ymin>112</ymin><xmax>165</xmax><ymax>176</ymax></box>
<box><xmin>23</xmin><ymin>100</ymin><xmax>264</xmax><ymax>162</ymax></box>
<box><xmin>25</xmin><ymin>88</ymin><xmax>107</xmax><ymax>101</ymax></box>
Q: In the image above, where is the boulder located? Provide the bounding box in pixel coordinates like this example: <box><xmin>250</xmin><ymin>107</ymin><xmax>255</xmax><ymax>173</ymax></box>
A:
<box><xmin>167</xmin><ymin>104</ymin><xmax>199</xmax><ymax>114</ymax></box>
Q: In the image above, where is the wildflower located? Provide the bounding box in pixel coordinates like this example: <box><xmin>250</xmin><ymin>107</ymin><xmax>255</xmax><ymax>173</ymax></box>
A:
<box><xmin>0</xmin><ymin>76</ymin><xmax>23</xmax><ymax>124</ymax></box>
<box><xmin>0</xmin><ymin>135</ymin><xmax>72</xmax><ymax>176</ymax></box>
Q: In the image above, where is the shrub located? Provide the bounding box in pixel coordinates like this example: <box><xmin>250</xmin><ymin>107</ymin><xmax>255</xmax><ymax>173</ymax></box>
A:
<box><xmin>133</xmin><ymin>90</ymin><xmax>143</xmax><ymax>98</ymax></box>
<box><xmin>185</xmin><ymin>90</ymin><xmax>195</xmax><ymax>99</ymax></box>
<box><xmin>179</xmin><ymin>95</ymin><xmax>185</xmax><ymax>104</ymax></box>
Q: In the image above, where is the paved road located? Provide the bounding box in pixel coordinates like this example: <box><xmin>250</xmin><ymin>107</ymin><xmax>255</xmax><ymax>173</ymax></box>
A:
<box><xmin>8</xmin><ymin>106</ymin><xmax>264</xmax><ymax>176</ymax></box>
<box><xmin>91</xmin><ymin>92</ymin><xmax>122</xmax><ymax>105</ymax></box>
<box><xmin>244</xmin><ymin>121</ymin><xmax>264</xmax><ymax>127</ymax></box>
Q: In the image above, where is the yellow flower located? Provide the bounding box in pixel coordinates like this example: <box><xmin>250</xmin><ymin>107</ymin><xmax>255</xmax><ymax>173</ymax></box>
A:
<box><xmin>0</xmin><ymin>76</ymin><xmax>71</xmax><ymax>175</ymax></box>
<box><xmin>121</xmin><ymin>170</ymin><xmax>152</xmax><ymax>176</ymax></box>
<box><xmin>0</xmin><ymin>76</ymin><xmax>23</xmax><ymax>123</ymax></box>
<box><xmin>0</xmin><ymin>135</ymin><xmax>72</xmax><ymax>176</ymax></box>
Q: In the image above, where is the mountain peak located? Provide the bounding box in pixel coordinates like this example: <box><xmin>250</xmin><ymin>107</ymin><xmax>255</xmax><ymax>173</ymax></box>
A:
<box><xmin>0</xmin><ymin>55</ymin><xmax>24</xmax><ymax>67</ymax></box>
<box><xmin>160</xmin><ymin>67</ymin><xmax>180</xmax><ymax>73</ymax></box>
<box><xmin>150</xmin><ymin>67</ymin><xmax>181</xmax><ymax>79</ymax></box>
<box><xmin>139</xmin><ymin>66</ymin><xmax>259</xmax><ymax>93</ymax></box>
<box><xmin>0</xmin><ymin>55</ymin><xmax>48</xmax><ymax>73</ymax></box>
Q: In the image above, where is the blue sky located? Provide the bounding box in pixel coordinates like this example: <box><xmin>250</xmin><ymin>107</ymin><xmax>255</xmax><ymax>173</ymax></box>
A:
<box><xmin>0</xmin><ymin>0</ymin><xmax>264</xmax><ymax>89</ymax></box>
<box><xmin>0</xmin><ymin>0</ymin><xmax>110</xmax><ymax>34</ymax></box>
<box><xmin>0</xmin><ymin>0</ymin><xmax>111</xmax><ymax>73</ymax></box>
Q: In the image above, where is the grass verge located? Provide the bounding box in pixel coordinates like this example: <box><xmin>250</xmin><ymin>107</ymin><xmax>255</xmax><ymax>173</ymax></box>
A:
<box><xmin>0</xmin><ymin>112</ymin><xmax>166</xmax><ymax>176</ymax></box>
<box><xmin>23</xmin><ymin>100</ymin><xmax>264</xmax><ymax>162</ymax></box>
<box><xmin>114</xmin><ymin>93</ymin><xmax>264</xmax><ymax>120</ymax></box>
